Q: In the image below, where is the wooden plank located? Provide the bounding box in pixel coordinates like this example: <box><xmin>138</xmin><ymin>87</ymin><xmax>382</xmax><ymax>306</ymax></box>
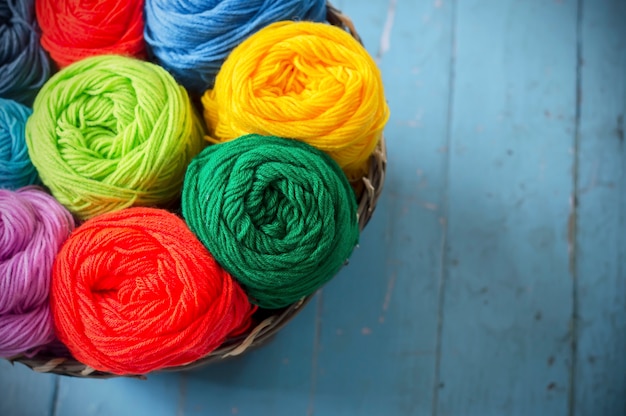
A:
<box><xmin>574</xmin><ymin>0</ymin><xmax>626</xmax><ymax>414</ymax></box>
<box><xmin>180</xmin><ymin>306</ymin><xmax>318</xmax><ymax>416</ymax></box>
<box><xmin>436</xmin><ymin>1</ymin><xmax>578</xmax><ymax>415</ymax></box>
<box><xmin>0</xmin><ymin>360</ymin><xmax>56</xmax><ymax>416</ymax></box>
<box><xmin>53</xmin><ymin>373</ymin><xmax>181</xmax><ymax>416</ymax></box>
<box><xmin>312</xmin><ymin>0</ymin><xmax>453</xmax><ymax>414</ymax></box>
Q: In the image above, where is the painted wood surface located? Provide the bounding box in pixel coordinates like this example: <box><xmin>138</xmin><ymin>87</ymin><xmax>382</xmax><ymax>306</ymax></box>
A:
<box><xmin>436</xmin><ymin>1</ymin><xmax>577</xmax><ymax>415</ymax></box>
<box><xmin>574</xmin><ymin>0</ymin><xmax>626</xmax><ymax>415</ymax></box>
<box><xmin>1</xmin><ymin>1</ymin><xmax>624</xmax><ymax>415</ymax></box>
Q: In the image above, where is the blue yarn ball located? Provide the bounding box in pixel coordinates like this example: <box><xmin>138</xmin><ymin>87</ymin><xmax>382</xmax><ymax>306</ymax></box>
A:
<box><xmin>0</xmin><ymin>98</ymin><xmax>39</xmax><ymax>189</ymax></box>
<box><xmin>144</xmin><ymin>0</ymin><xmax>327</xmax><ymax>95</ymax></box>
<box><xmin>0</xmin><ymin>0</ymin><xmax>52</xmax><ymax>106</ymax></box>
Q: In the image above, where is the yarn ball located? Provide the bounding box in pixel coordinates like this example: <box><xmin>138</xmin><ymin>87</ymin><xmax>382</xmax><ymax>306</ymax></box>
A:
<box><xmin>0</xmin><ymin>186</ymin><xmax>75</xmax><ymax>358</ymax></box>
<box><xmin>36</xmin><ymin>0</ymin><xmax>145</xmax><ymax>68</ymax></box>
<box><xmin>0</xmin><ymin>0</ymin><xmax>52</xmax><ymax>106</ymax></box>
<box><xmin>0</xmin><ymin>98</ymin><xmax>38</xmax><ymax>189</ymax></box>
<box><xmin>51</xmin><ymin>207</ymin><xmax>255</xmax><ymax>375</ymax></box>
<box><xmin>182</xmin><ymin>134</ymin><xmax>359</xmax><ymax>309</ymax></box>
<box><xmin>144</xmin><ymin>0</ymin><xmax>327</xmax><ymax>94</ymax></box>
<box><xmin>25</xmin><ymin>55</ymin><xmax>205</xmax><ymax>220</ymax></box>
<box><xmin>202</xmin><ymin>21</ymin><xmax>390</xmax><ymax>180</ymax></box>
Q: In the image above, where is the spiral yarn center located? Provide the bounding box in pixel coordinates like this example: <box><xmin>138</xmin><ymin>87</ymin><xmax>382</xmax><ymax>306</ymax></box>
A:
<box><xmin>234</xmin><ymin>158</ymin><xmax>330</xmax><ymax>249</ymax></box>
<box><xmin>57</xmin><ymin>79</ymin><xmax>142</xmax><ymax>177</ymax></box>
<box><xmin>255</xmin><ymin>38</ymin><xmax>352</xmax><ymax>108</ymax></box>
<box><xmin>248</xmin><ymin>34</ymin><xmax>363</xmax><ymax>123</ymax></box>
<box><xmin>83</xmin><ymin>229</ymin><xmax>191</xmax><ymax>317</ymax></box>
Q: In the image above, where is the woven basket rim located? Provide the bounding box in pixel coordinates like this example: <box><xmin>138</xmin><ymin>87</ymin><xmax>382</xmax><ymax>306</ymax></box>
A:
<box><xmin>8</xmin><ymin>2</ymin><xmax>388</xmax><ymax>379</ymax></box>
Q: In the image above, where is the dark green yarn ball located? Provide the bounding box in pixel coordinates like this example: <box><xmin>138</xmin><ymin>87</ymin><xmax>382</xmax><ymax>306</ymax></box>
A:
<box><xmin>182</xmin><ymin>134</ymin><xmax>359</xmax><ymax>309</ymax></box>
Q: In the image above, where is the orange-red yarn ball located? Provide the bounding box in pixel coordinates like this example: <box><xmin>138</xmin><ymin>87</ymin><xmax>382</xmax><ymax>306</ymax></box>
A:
<box><xmin>36</xmin><ymin>0</ymin><xmax>146</xmax><ymax>68</ymax></box>
<box><xmin>51</xmin><ymin>207</ymin><xmax>255</xmax><ymax>375</ymax></box>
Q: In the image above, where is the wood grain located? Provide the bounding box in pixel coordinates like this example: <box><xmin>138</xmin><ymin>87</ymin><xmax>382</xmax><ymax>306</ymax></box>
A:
<box><xmin>1</xmin><ymin>1</ymin><xmax>624</xmax><ymax>415</ymax></box>
<box><xmin>574</xmin><ymin>0</ymin><xmax>626</xmax><ymax>414</ymax></box>
<box><xmin>435</xmin><ymin>1</ymin><xmax>578</xmax><ymax>414</ymax></box>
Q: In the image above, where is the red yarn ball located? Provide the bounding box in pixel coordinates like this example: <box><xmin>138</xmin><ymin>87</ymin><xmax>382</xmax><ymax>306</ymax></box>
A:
<box><xmin>36</xmin><ymin>0</ymin><xmax>146</xmax><ymax>68</ymax></box>
<box><xmin>51</xmin><ymin>207</ymin><xmax>255</xmax><ymax>375</ymax></box>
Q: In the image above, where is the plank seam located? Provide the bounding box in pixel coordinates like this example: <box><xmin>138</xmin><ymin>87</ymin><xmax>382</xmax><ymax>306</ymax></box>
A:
<box><xmin>431</xmin><ymin>1</ymin><xmax>457</xmax><ymax>415</ymax></box>
<box><xmin>177</xmin><ymin>373</ymin><xmax>187</xmax><ymax>416</ymax></box>
<box><xmin>307</xmin><ymin>291</ymin><xmax>323</xmax><ymax>416</ymax></box>
<box><xmin>49</xmin><ymin>377</ymin><xmax>59</xmax><ymax>416</ymax></box>
<box><xmin>568</xmin><ymin>1</ymin><xmax>584</xmax><ymax>415</ymax></box>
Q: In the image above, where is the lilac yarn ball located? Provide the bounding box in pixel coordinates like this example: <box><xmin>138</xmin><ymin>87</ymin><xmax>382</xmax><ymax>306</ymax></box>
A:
<box><xmin>0</xmin><ymin>186</ymin><xmax>74</xmax><ymax>357</ymax></box>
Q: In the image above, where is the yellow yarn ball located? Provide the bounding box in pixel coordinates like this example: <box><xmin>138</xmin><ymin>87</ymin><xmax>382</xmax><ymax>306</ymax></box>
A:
<box><xmin>201</xmin><ymin>21</ymin><xmax>389</xmax><ymax>180</ymax></box>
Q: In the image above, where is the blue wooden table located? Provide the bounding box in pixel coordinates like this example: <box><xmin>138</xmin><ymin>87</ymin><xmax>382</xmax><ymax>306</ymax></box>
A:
<box><xmin>2</xmin><ymin>0</ymin><xmax>624</xmax><ymax>415</ymax></box>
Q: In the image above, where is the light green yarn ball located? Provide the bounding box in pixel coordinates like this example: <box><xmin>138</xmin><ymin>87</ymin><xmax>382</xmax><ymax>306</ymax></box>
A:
<box><xmin>25</xmin><ymin>55</ymin><xmax>205</xmax><ymax>220</ymax></box>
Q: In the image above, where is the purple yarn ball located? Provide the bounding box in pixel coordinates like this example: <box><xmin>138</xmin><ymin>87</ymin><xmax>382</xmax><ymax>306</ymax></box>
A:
<box><xmin>0</xmin><ymin>186</ymin><xmax>74</xmax><ymax>357</ymax></box>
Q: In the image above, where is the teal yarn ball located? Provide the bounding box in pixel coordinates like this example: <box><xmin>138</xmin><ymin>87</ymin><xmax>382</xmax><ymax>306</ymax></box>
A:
<box><xmin>0</xmin><ymin>98</ymin><xmax>39</xmax><ymax>189</ymax></box>
<box><xmin>182</xmin><ymin>135</ymin><xmax>359</xmax><ymax>309</ymax></box>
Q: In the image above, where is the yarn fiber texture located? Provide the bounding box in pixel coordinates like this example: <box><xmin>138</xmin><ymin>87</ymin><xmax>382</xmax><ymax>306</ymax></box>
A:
<box><xmin>51</xmin><ymin>207</ymin><xmax>255</xmax><ymax>375</ymax></box>
<box><xmin>0</xmin><ymin>0</ymin><xmax>52</xmax><ymax>106</ymax></box>
<box><xmin>144</xmin><ymin>0</ymin><xmax>327</xmax><ymax>94</ymax></box>
<box><xmin>182</xmin><ymin>135</ymin><xmax>359</xmax><ymax>309</ymax></box>
<box><xmin>0</xmin><ymin>187</ymin><xmax>75</xmax><ymax>358</ymax></box>
<box><xmin>25</xmin><ymin>55</ymin><xmax>205</xmax><ymax>220</ymax></box>
<box><xmin>0</xmin><ymin>98</ymin><xmax>38</xmax><ymax>189</ymax></box>
<box><xmin>202</xmin><ymin>21</ymin><xmax>390</xmax><ymax>180</ymax></box>
<box><xmin>36</xmin><ymin>0</ymin><xmax>146</xmax><ymax>68</ymax></box>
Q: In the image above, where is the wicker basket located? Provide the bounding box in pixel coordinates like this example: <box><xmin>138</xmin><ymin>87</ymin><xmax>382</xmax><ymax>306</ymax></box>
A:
<box><xmin>8</xmin><ymin>4</ymin><xmax>387</xmax><ymax>379</ymax></box>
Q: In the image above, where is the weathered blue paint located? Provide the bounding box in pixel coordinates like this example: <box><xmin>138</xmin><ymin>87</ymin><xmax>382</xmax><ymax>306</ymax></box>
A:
<box><xmin>435</xmin><ymin>1</ymin><xmax>578</xmax><ymax>415</ymax></box>
<box><xmin>1</xmin><ymin>1</ymin><xmax>624</xmax><ymax>415</ymax></box>
<box><xmin>574</xmin><ymin>1</ymin><xmax>626</xmax><ymax>415</ymax></box>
